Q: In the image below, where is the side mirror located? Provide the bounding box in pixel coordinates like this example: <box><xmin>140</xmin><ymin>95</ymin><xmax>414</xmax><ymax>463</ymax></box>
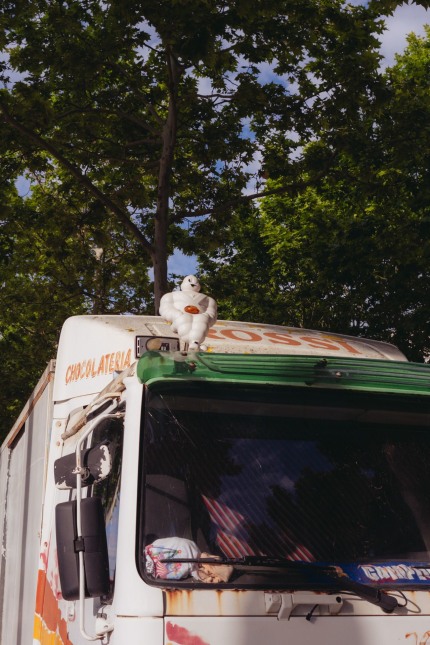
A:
<box><xmin>56</xmin><ymin>497</ymin><xmax>110</xmax><ymax>600</ymax></box>
<box><xmin>54</xmin><ymin>442</ymin><xmax>113</xmax><ymax>489</ymax></box>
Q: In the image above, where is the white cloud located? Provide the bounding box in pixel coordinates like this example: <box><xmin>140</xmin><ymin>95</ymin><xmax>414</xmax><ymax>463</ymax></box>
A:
<box><xmin>379</xmin><ymin>4</ymin><xmax>429</xmax><ymax>67</ymax></box>
<box><xmin>345</xmin><ymin>2</ymin><xmax>429</xmax><ymax>66</ymax></box>
<box><xmin>196</xmin><ymin>76</ymin><xmax>214</xmax><ymax>96</ymax></box>
<box><xmin>15</xmin><ymin>176</ymin><xmax>31</xmax><ymax>196</ymax></box>
<box><xmin>243</xmin><ymin>148</ymin><xmax>264</xmax><ymax>195</ymax></box>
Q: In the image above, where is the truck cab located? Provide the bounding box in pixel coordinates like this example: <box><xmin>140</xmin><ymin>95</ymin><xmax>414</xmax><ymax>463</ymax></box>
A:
<box><xmin>3</xmin><ymin>315</ymin><xmax>430</xmax><ymax>644</ymax></box>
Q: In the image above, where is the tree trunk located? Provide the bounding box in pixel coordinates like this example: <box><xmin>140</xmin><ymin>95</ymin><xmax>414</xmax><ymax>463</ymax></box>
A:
<box><xmin>1</xmin><ymin>49</ymin><xmax>182</xmax><ymax>315</ymax></box>
<box><xmin>153</xmin><ymin>48</ymin><xmax>181</xmax><ymax>313</ymax></box>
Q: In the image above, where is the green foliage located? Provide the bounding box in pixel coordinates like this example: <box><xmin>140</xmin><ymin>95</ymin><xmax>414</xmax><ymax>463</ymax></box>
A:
<box><xmin>0</xmin><ymin>180</ymin><xmax>152</xmax><ymax>438</ymax></box>
<box><xmin>199</xmin><ymin>28</ymin><xmax>430</xmax><ymax>363</ymax></box>
<box><xmin>1</xmin><ymin>0</ymin><xmax>429</xmax><ymax>439</ymax></box>
<box><xmin>0</xmin><ymin>0</ymin><xmax>400</xmax><ymax>275</ymax></box>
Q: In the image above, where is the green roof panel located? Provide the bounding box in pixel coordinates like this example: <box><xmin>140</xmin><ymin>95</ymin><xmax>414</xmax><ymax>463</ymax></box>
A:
<box><xmin>136</xmin><ymin>352</ymin><xmax>430</xmax><ymax>396</ymax></box>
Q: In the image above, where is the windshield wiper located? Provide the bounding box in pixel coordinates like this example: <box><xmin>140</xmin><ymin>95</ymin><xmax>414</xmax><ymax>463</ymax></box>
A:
<box><xmin>163</xmin><ymin>555</ymin><xmax>399</xmax><ymax>613</ymax></box>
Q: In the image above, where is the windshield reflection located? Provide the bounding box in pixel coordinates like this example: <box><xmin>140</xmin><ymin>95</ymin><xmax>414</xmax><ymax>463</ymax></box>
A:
<box><xmin>140</xmin><ymin>384</ymin><xmax>430</xmax><ymax>587</ymax></box>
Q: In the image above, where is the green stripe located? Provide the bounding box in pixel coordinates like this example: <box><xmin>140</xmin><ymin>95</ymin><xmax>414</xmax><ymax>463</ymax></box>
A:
<box><xmin>136</xmin><ymin>351</ymin><xmax>430</xmax><ymax>395</ymax></box>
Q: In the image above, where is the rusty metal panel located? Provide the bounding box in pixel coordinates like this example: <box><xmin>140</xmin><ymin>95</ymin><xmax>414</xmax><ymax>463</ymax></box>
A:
<box><xmin>163</xmin><ymin>615</ymin><xmax>430</xmax><ymax>645</ymax></box>
<box><xmin>0</xmin><ymin>362</ymin><xmax>55</xmax><ymax>645</ymax></box>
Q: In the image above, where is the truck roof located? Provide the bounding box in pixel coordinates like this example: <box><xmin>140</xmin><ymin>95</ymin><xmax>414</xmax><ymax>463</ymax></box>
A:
<box><xmin>53</xmin><ymin>315</ymin><xmax>407</xmax><ymax>403</ymax></box>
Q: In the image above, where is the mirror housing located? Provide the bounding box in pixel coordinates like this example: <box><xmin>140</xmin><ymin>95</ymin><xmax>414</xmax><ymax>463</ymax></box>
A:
<box><xmin>54</xmin><ymin>442</ymin><xmax>113</xmax><ymax>489</ymax></box>
<box><xmin>56</xmin><ymin>497</ymin><xmax>110</xmax><ymax>600</ymax></box>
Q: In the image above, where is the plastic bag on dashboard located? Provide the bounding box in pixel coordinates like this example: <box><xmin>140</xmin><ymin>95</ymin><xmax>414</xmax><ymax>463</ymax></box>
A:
<box><xmin>145</xmin><ymin>537</ymin><xmax>200</xmax><ymax>580</ymax></box>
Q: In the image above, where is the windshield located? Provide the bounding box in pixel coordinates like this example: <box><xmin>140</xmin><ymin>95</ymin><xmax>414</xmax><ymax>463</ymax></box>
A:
<box><xmin>138</xmin><ymin>383</ymin><xmax>430</xmax><ymax>589</ymax></box>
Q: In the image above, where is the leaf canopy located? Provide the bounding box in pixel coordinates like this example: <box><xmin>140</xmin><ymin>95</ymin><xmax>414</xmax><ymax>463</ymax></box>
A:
<box><xmin>1</xmin><ymin>0</ymin><xmax>429</xmax><ymax>439</ymax></box>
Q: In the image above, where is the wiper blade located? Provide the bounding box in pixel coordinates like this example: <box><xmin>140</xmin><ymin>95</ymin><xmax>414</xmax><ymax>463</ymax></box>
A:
<box><xmin>162</xmin><ymin>555</ymin><xmax>398</xmax><ymax>613</ymax></box>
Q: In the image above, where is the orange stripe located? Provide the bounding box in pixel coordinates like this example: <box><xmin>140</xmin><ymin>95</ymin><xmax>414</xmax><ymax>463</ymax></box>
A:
<box><xmin>34</xmin><ymin>569</ymin><xmax>73</xmax><ymax>645</ymax></box>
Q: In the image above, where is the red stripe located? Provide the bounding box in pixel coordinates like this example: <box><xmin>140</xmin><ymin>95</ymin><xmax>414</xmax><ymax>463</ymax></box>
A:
<box><xmin>202</xmin><ymin>496</ymin><xmax>246</xmax><ymax>533</ymax></box>
<box><xmin>203</xmin><ymin>496</ymin><xmax>255</xmax><ymax>558</ymax></box>
<box><xmin>201</xmin><ymin>495</ymin><xmax>315</xmax><ymax>563</ymax></box>
<box><xmin>217</xmin><ymin>530</ymin><xmax>255</xmax><ymax>558</ymax></box>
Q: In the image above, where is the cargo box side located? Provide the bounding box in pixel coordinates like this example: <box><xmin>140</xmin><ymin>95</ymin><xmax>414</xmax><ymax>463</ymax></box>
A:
<box><xmin>0</xmin><ymin>361</ymin><xmax>55</xmax><ymax>644</ymax></box>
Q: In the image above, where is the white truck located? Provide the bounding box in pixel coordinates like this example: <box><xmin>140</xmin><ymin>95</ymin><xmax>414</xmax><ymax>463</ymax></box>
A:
<box><xmin>2</xmin><ymin>313</ymin><xmax>430</xmax><ymax>645</ymax></box>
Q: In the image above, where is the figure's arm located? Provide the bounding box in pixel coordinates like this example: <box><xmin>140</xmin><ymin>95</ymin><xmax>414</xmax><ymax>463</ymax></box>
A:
<box><xmin>159</xmin><ymin>292</ymin><xmax>181</xmax><ymax>321</ymax></box>
<box><xmin>204</xmin><ymin>297</ymin><xmax>217</xmax><ymax>326</ymax></box>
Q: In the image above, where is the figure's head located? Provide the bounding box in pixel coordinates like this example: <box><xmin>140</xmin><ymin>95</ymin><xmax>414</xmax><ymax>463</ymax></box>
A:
<box><xmin>181</xmin><ymin>275</ymin><xmax>201</xmax><ymax>292</ymax></box>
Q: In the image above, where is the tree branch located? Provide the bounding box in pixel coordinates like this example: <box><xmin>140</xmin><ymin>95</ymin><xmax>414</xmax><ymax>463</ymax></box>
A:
<box><xmin>1</xmin><ymin>105</ymin><xmax>154</xmax><ymax>256</ymax></box>
<box><xmin>172</xmin><ymin>170</ymin><xmax>329</xmax><ymax>222</ymax></box>
<box><xmin>59</xmin><ymin>105</ymin><xmax>162</xmax><ymax>136</ymax></box>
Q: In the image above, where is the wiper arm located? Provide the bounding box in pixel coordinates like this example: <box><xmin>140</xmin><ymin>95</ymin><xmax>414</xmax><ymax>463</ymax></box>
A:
<box><xmin>163</xmin><ymin>555</ymin><xmax>399</xmax><ymax>613</ymax></box>
<box><xmin>323</xmin><ymin>566</ymin><xmax>399</xmax><ymax>614</ymax></box>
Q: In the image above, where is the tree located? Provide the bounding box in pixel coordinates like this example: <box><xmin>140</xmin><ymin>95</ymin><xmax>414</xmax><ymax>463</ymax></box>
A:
<box><xmin>198</xmin><ymin>28</ymin><xmax>430</xmax><ymax>362</ymax></box>
<box><xmin>0</xmin><ymin>0</ymin><xmax>414</xmax><ymax>310</ymax></box>
<box><xmin>2</xmin><ymin>1</ymin><xmax>429</xmax><ymax>439</ymax></box>
<box><xmin>0</xmin><ymin>177</ymin><xmax>152</xmax><ymax>437</ymax></box>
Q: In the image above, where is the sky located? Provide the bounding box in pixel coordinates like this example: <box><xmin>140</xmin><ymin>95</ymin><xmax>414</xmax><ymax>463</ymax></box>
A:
<box><xmin>378</xmin><ymin>3</ymin><xmax>429</xmax><ymax>65</ymax></box>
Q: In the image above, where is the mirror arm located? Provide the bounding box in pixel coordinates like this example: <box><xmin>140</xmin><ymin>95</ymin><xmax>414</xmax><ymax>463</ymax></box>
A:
<box><xmin>73</xmin><ymin>409</ymin><xmax>124</xmax><ymax>641</ymax></box>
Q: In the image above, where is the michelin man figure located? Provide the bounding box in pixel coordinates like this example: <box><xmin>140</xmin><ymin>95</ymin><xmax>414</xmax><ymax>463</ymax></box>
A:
<box><xmin>159</xmin><ymin>275</ymin><xmax>217</xmax><ymax>350</ymax></box>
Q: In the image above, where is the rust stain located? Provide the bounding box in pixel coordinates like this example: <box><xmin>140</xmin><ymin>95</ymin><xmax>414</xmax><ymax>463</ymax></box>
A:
<box><xmin>166</xmin><ymin>588</ymin><xmax>251</xmax><ymax>617</ymax></box>
<box><xmin>215</xmin><ymin>590</ymin><xmax>222</xmax><ymax>614</ymax></box>
<box><xmin>166</xmin><ymin>589</ymin><xmax>194</xmax><ymax>615</ymax></box>
<box><xmin>166</xmin><ymin>621</ymin><xmax>210</xmax><ymax>645</ymax></box>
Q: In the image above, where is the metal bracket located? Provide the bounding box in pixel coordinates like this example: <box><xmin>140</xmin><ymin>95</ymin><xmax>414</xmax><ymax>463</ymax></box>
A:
<box><xmin>265</xmin><ymin>591</ymin><xmax>343</xmax><ymax>620</ymax></box>
<box><xmin>95</xmin><ymin>605</ymin><xmax>114</xmax><ymax>637</ymax></box>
